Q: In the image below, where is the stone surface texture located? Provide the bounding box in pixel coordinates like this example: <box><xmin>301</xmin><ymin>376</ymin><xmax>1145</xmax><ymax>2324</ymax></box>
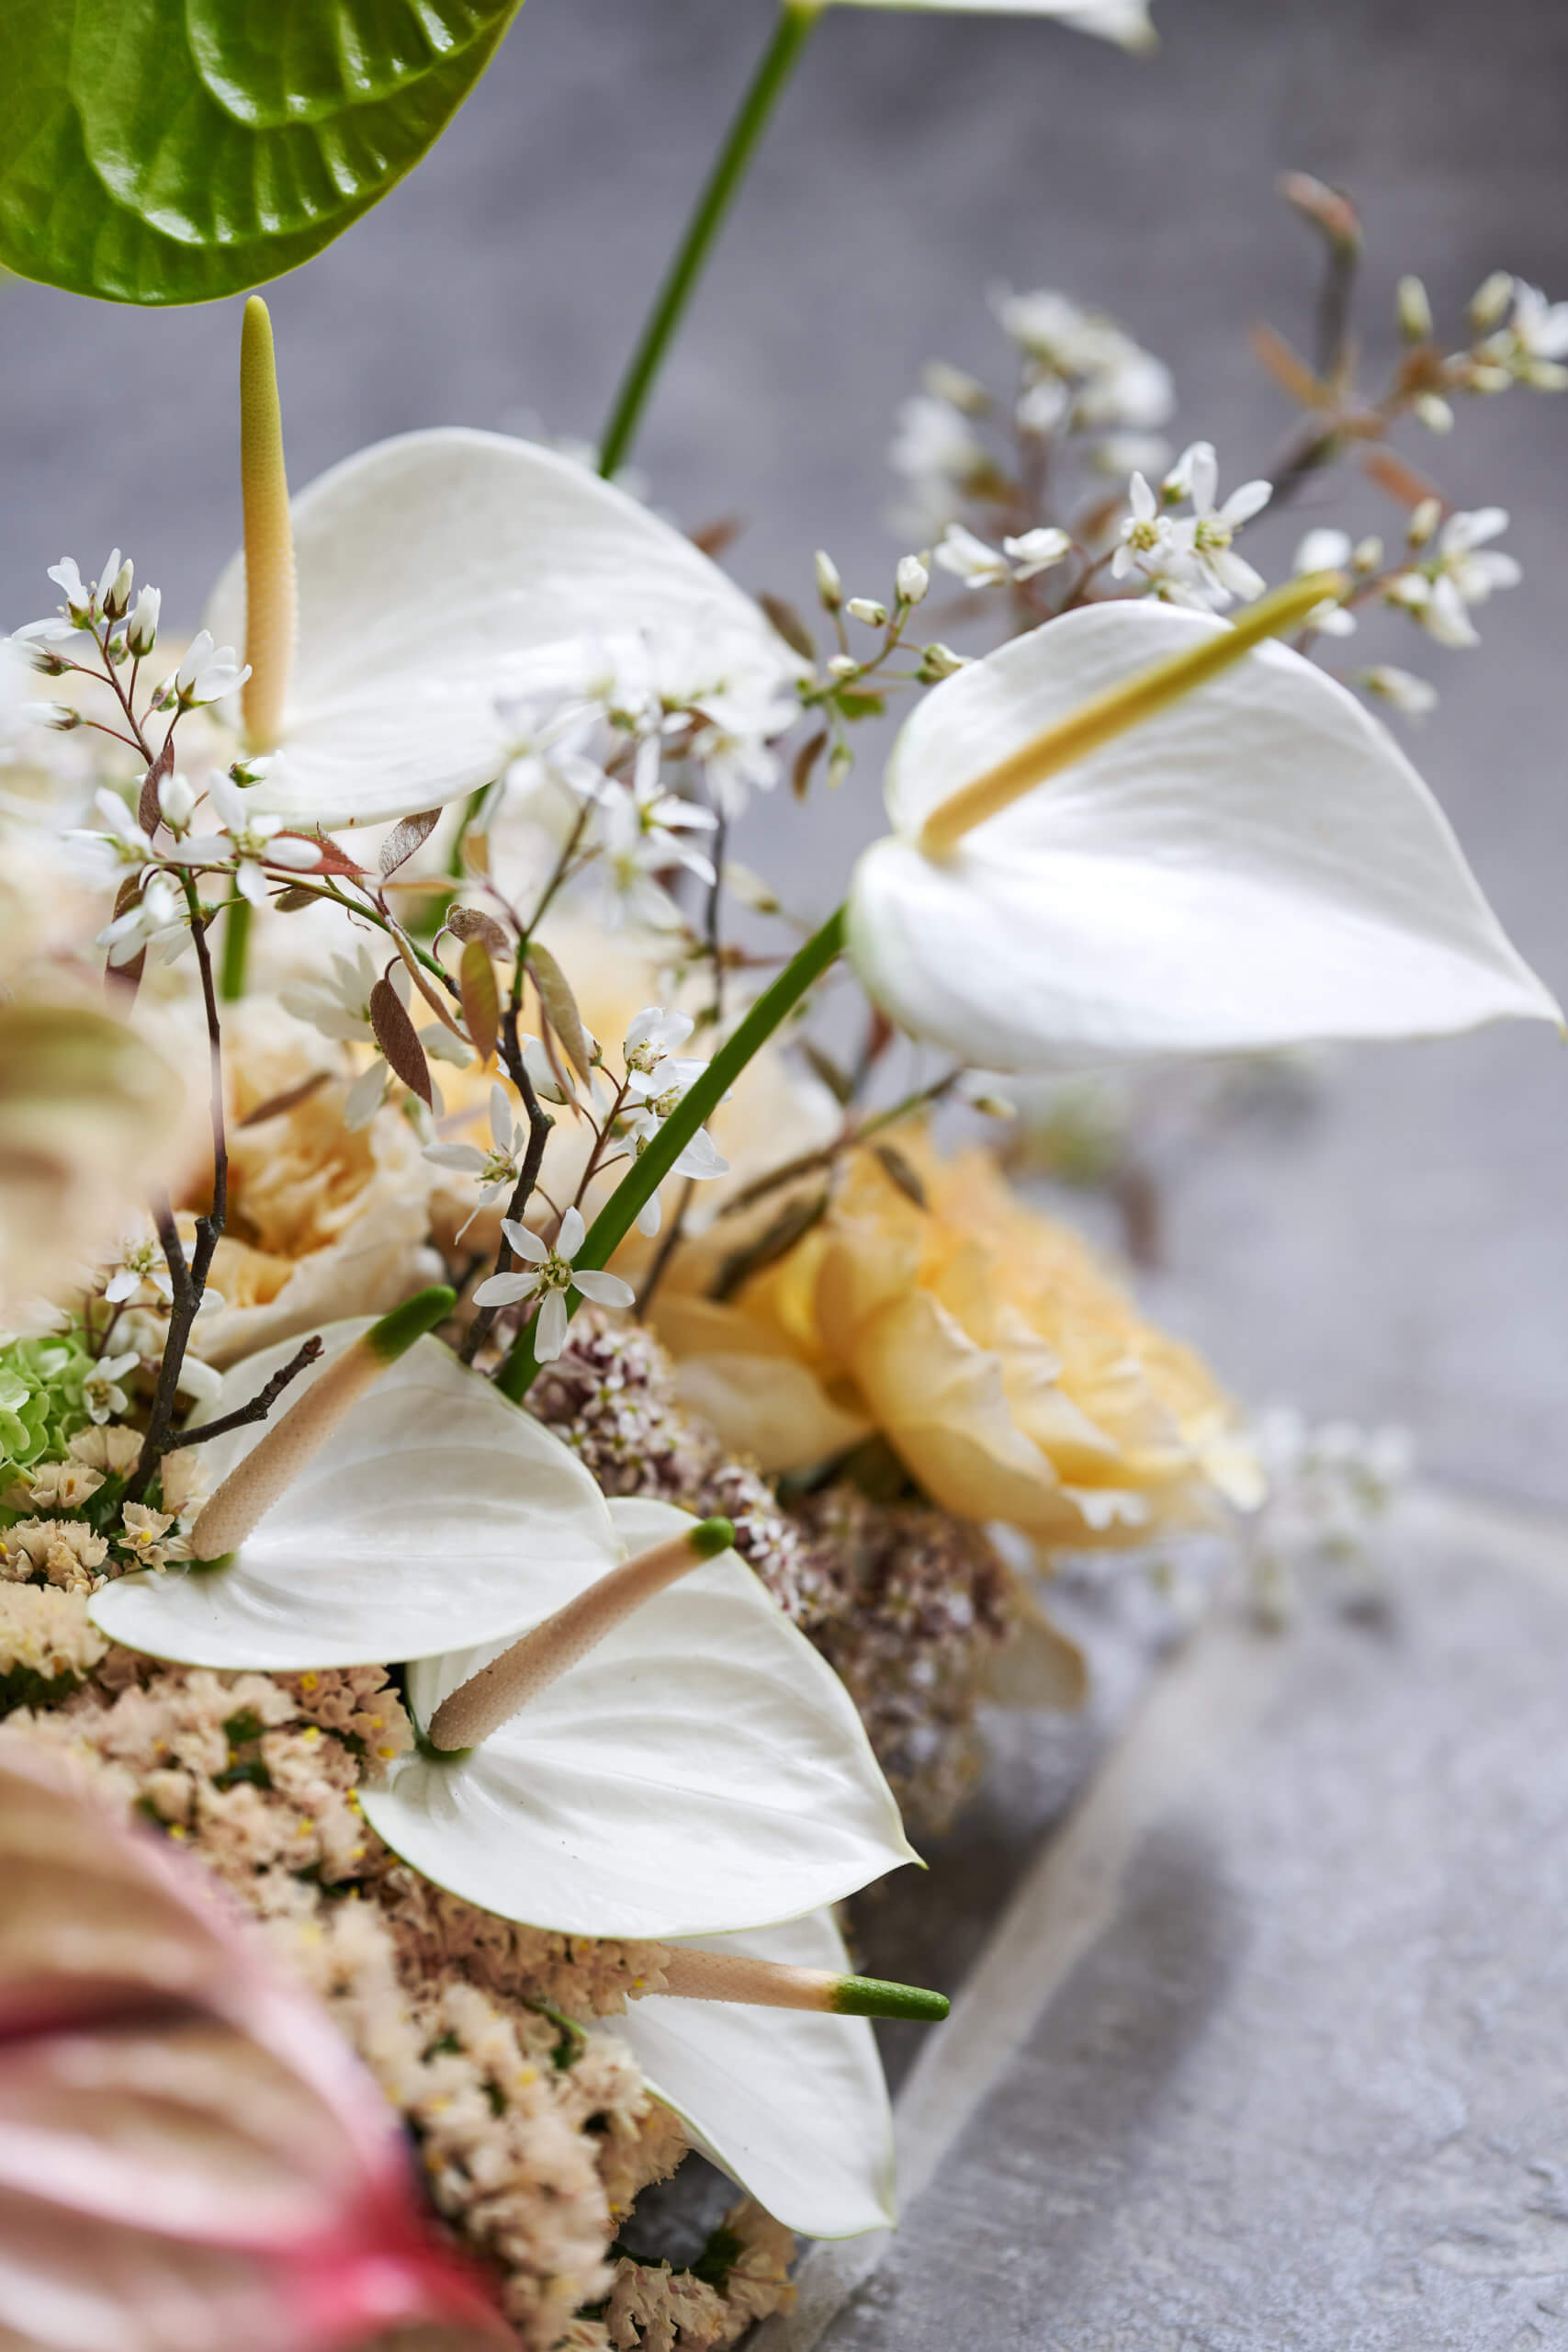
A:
<box><xmin>771</xmin><ymin>1495</ymin><xmax>1568</xmax><ymax>2352</ymax></box>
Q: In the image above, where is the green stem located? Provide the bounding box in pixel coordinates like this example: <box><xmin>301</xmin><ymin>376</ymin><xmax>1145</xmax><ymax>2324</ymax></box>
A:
<box><xmin>219</xmin><ymin>887</ymin><xmax>252</xmax><ymax>1002</ymax></box>
<box><xmin>597</xmin><ymin>0</ymin><xmax>823</xmax><ymax>480</ymax></box>
<box><xmin>496</xmin><ymin>902</ymin><xmax>847</xmax><ymax>1401</ymax></box>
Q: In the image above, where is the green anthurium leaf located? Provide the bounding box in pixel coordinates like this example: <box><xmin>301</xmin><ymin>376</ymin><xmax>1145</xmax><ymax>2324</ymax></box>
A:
<box><xmin>0</xmin><ymin>1</ymin><xmax>525</xmax><ymax>306</ymax></box>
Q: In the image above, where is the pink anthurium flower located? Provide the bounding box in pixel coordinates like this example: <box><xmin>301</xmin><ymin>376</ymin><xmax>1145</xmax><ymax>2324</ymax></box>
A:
<box><xmin>0</xmin><ymin>1737</ymin><xmax>509</xmax><ymax>2352</ymax></box>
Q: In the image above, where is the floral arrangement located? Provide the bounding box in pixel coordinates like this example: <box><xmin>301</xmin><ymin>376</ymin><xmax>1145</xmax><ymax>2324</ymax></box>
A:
<box><xmin>0</xmin><ymin>4</ymin><xmax>1562</xmax><ymax>2348</ymax></box>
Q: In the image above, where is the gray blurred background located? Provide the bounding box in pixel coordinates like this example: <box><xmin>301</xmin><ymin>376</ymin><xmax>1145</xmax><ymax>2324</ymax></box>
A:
<box><xmin>4</xmin><ymin>0</ymin><xmax>1564</xmax><ymax>1504</ymax></box>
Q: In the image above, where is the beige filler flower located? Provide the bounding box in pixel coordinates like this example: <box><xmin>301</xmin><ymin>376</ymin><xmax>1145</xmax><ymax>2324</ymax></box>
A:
<box><xmin>653</xmin><ymin>1128</ymin><xmax>1260</xmax><ymax>1545</ymax></box>
<box><xmin>183</xmin><ymin>1006</ymin><xmax>439</xmax><ymax>1368</ymax></box>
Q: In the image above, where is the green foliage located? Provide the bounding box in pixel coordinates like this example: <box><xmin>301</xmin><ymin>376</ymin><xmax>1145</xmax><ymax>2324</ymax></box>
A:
<box><xmin>0</xmin><ymin>0</ymin><xmax>525</xmax><ymax>305</ymax></box>
<box><xmin>0</xmin><ymin>1329</ymin><xmax>96</xmax><ymax>1484</ymax></box>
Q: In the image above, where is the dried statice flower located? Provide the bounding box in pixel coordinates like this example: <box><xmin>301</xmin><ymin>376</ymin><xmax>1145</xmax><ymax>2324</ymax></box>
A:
<box><xmin>0</xmin><ymin>1579</ymin><xmax>108</xmax><ymax>1708</ymax></box>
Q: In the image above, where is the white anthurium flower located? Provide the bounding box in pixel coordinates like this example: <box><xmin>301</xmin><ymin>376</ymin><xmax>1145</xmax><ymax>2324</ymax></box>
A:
<box><xmin>203</xmin><ymin>430</ymin><xmax>798</xmax><ymax>829</ymax></box>
<box><xmin>847</xmin><ymin>597</ymin><xmax>1561</xmax><ymax>1071</ymax></box>
<box><xmin>829</xmin><ymin>0</ymin><xmax>1155</xmax><ymax>51</ymax></box>
<box><xmin>604</xmin><ymin>1907</ymin><xmax>896</xmax><ymax>2240</ymax></box>
<box><xmin>360</xmin><ymin>1497</ymin><xmax>918</xmax><ymax>1940</ymax></box>
<box><xmin>89</xmin><ymin>1305</ymin><xmax>626</xmax><ymax>1671</ymax></box>
<box><xmin>471</xmin><ymin>1207</ymin><xmax>635</xmax><ymax>1363</ymax></box>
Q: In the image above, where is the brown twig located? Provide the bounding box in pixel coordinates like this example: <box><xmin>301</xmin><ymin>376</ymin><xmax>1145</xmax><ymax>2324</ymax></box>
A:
<box><xmin>458</xmin><ymin>998</ymin><xmax>555</xmax><ymax>1366</ymax></box>
<box><xmin>175</xmin><ymin>1335</ymin><xmax>324</xmax><ymax>1449</ymax></box>
<box><xmin>127</xmin><ymin>879</ymin><xmax>228</xmax><ymax>1501</ymax></box>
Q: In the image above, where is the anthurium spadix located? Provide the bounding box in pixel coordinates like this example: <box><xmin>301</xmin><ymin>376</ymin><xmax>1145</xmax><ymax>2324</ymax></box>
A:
<box><xmin>605</xmin><ymin>1908</ymin><xmax>902</xmax><ymax>2241</ymax></box>
<box><xmin>0</xmin><ymin>1739</ymin><xmax>508</xmax><ymax>2352</ymax></box>
<box><xmin>847</xmin><ymin>589</ymin><xmax>1562</xmax><ymax>1070</ymax></box>
<box><xmin>89</xmin><ymin>1295</ymin><xmax>627</xmax><ymax>1673</ymax></box>
<box><xmin>203</xmin><ymin>426</ymin><xmax>798</xmax><ymax>828</ymax></box>
<box><xmin>360</xmin><ymin>1498</ymin><xmax>919</xmax><ymax>1939</ymax></box>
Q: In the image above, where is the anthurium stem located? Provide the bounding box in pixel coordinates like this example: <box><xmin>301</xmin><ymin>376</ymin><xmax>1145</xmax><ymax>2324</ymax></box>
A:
<box><xmin>496</xmin><ymin>904</ymin><xmax>847</xmax><ymax>1401</ymax></box>
<box><xmin>653</xmin><ymin>1947</ymin><xmax>950</xmax><ymax>2022</ymax></box>
<box><xmin>188</xmin><ymin>1287</ymin><xmax>454</xmax><ymax>1562</ymax></box>
<box><xmin>426</xmin><ymin>1516</ymin><xmax>734</xmax><ymax>1751</ymax></box>
<box><xmin>597</xmin><ymin>0</ymin><xmax>824</xmax><ymax>478</ymax></box>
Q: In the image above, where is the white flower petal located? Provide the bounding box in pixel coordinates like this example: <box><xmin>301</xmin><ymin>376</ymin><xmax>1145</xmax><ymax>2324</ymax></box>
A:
<box><xmin>205</xmin><ymin>431</ymin><xmax>796</xmax><ymax>828</ymax></box>
<box><xmin>604</xmin><ymin>1909</ymin><xmax>895</xmax><ymax>2239</ymax></box>
<box><xmin>497</xmin><ymin>1218</ymin><xmax>548</xmax><ymax>1265</ymax></box>
<box><xmin>471</xmin><ymin>1271</ymin><xmax>537</xmax><ymax>1306</ymax></box>
<box><xmin>849</xmin><ymin>600</ymin><xmax>1560</xmax><ymax>1069</ymax></box>
<box><xmin>361</xmin><ymin>1498</ymin><xmax>917</xmax><ymax>1939</ymax></box>
<box><xmin>557</xmin><ymin>1205</ymin><xmax>586</xmax><ymax>1260</ymax></box>
<box><xmin>534</xmin><ymin>1288</ymin><xmax>570</xmax><ymax>1362</ymax></box>
<box><xmin>88</xmin><ymin>1325</ymin><xmax>619</xmax><ymax>1670</ymax></box>
<box><xmin>571</xmin><ymin>1269</ymin><xmax>636</xmax><ymax>1309</ymax></box>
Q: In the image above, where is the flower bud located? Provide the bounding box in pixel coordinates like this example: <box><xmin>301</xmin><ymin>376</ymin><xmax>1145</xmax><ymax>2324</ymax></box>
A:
<box><xmin>125</xmin><ymin>584</ymin><xmax>161</xmax><ymax>657</ymax></box>
<box><xmin>921</xmin><ymin>360</ymin><xmax>989</xmax><ymax>415</ymax></box>
<box><xmin>826</xmin><ymin>653</ymin><xmax>859</xmax><ymax>682</ymax></box>
<box><xmin>1413</xmin><ymin>392</ymin><xmax>1454</xmax><ymax>434</ymax></box>
<box><xmin>158</xmin><ymin>770</ymin><xmax>197</xmax><ymax>832</ymax></box>
<box><xmin>846</xmin><ymin>597</ymin><xmax>887</xmax><ymax>628</ymax></box>
<box><xmin>1469</xmin><ymin>361</ymin><xmax>1513</xmax><ymax>395</ymax></box>
<box><xmin>1395</xmin><ymin>275</ymin><xmax>1432</xmax><ymax>344</ymax></box>
<box><xmin>814</xmin><ymin>550</ymin><xmax>843</xmax><ymax>610</ymax></box>
<box><xmin>1407</xmin><ymin>497</ymin><xmax>1442</xmax><ymax>548</ymax></box>
<box><xmin>102</xmin><ymin>553</ymin><xmax>135</xmax><ymax>620</ymax></box>
<box><xmin>1519</xmin><ymin>357</ymin><xmax>1568</xmax><ymax>392</ymax></box>
<box><xmin>1468</xmin><ymin>270</ymin><xmax>1514</xmax><ymax>331</ymax></box>
<box><xmin>1358</xmin><ymin>664</ymin><xmax>1438</xmax><ymax>718</ymax></box>
<box><xmin>828</xmin><ymin>743</ymin><xmax>854</xmax><ymax>790</ymax></box>
<box><xmin>897</xmin><ymin>555</ymin><xmax>931</xmax><ymax>606</ymax></box>
<box><xmin>920</xmin><ymin>643</ymin><xmax>968</xmax><ymax>680</ymax></box>
<box><xmin>34</xmin><ymin>702</ymin><xmax>81</xmax><ymax>731</ymax></box>
<box><xmin>1351</xmin><ymin>536</ymin><xmax>1384</xmax><ymax>573</ymax></box>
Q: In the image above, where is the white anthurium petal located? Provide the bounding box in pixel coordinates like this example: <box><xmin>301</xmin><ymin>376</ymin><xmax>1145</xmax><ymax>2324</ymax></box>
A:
<box><xmin>849</xmin><ymin>600</ymin><xmax>1561</xmax><ymax>1071</ymax></box>
<box><xmin>360</xmin><ymin>1498</ymin><xmax>918</xmax><ymax>1940</ymax></box>
<box><xmin>832</xmin><ymin>0</ymin><xmax>1153</xmax><ymax>46</ymax></box>
<box><xmin>88</xmin><ymin>1323</ymin><xmax>620</xmax><ymax>1671</ymax></box>
<box><xmin>205</xmin><ymin>430</ymin><xmax>800</xmax><ymax>828</ymax></box>
<box><xmin>604</xmin><ymin>1909</ymin><xmax>895</xmax><ymax>2241</ymax></box>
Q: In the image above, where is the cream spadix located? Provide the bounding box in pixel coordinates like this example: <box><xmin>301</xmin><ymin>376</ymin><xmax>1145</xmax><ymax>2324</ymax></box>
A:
<box><xmin>89</xmin><ymin>1313</ymin><xmax>624</xmax><ymax>1672</ymax></box>
<box><xmin>652</xmin><ymin>1944</ymin><xmax>949</xmax><ymax>2022</ymax></box>
<box><xmin>203</xmin><ymin>429</ymin><xmax>800</xmax><ymax>829</ymax></box>
<box><xmin>831</xmin><ymin>0</ymin><xmax>1155</xmax><ymax>50</ymax></box>
<box><xmin>427</xmin><ymin>1515</ymin><xmax>736</xmax><ymax>1750</ymax></box>
<box><xmin>360</xmin><ymin>1497</ymin><xmax>919</xmax><ymax>1940</ymax></box>
<box><xmin>187</xmin><ymin>1286</ymin><xmax>455</xmax><ymax>1561</ymax></box>
<box><xmin>848</xmin><ymin>595</ymin><xmax>1562</xmax><ymax>1069</ymax></box>
<box><xmin>239</xmin><ymin>296</ymin><xmax>296</xmax><ymax>755</ymax></box>
<box><xmin>604</xmin><ymin>1909</ymin><xmax>899</xmax><ymax>2239</ymax></box>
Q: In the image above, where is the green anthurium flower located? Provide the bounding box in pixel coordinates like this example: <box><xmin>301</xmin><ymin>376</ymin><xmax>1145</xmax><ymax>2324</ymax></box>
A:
<box><xmin>605</xmin><ymin>1906</ymin><xmax>898</xmax><ymax>2241</ymax></box>
<box><xmin>359</xmin><ymin>1498</ymin><xmax>919</xmax><ymax>1940</ymax></box>
<box><xmin>88</xmin><ymin>1305</ymin><xmax>625</xmax><ymax>1672</ymax></box>
<box><xmin>0</xmin><ymin>2</ymin><xmax>526</xmax><ymax>304</ymax></box>
<box><xmin>202</xmin><ymin>428</ymin><xmax>798</xmax><ymax>829</ymax></box>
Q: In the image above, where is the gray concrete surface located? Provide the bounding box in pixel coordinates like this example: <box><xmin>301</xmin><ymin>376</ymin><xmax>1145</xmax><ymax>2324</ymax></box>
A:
<box><xmin>768</xmin><ymin>1490</ymin><xmax>1568</xmax><ymax>2352</ymax></box>
<box><xmin>1</xmin><ymin>0</ymin><xmax>1564</xmax><ymax>1494</ymax></box>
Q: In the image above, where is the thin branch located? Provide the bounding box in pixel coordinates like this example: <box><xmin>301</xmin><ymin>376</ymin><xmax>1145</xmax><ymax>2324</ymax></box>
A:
<box><xmin>459</xmin><ymin>1002</ymin><xmax>555</xmax><ymax>1366</ymax></box>
<box><xmin>175</xmin><ymin>1336</ymin><xmax>324</xmax><ymax>1450</ymax></box>
<box><xmin>127</xmin><ymin>881</ymin><xmax>228</xmax><ymax>1502</ymax></box>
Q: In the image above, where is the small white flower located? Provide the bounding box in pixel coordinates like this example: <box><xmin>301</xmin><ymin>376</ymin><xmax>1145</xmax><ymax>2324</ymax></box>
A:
<box><xmin>1290</xmin><ymin>536</ymin><xmax>1358</xmax><ymax>638</ymax></box>
<box><xmin>1478</xmin><ymin>277</ymin><xmax>1568</xmax><ymax>390</ymax></box>
<box><xmin>846</xmin><ymin>596</ymin><xmax>888</xmax><ymax>628</ymax></box>
<box><xmin>96</xmin><ymin>872</ymin><xmax>189</xmax><ymax>967</ymax></box>
<box><xmin>592</xmin><ymin>740</ymin><xmax>718</xmax><ymax>927</ymax></box>
<box><xmin>1002</xmin><ymin>527</ymin><xmax>1072</xmax><ymax>581</ymax></box>
<box><xmin>1385</xmin><ymin>506</ymin><xmax>1520</xmax><ymax>650</ymax></box>
<box><xmin>281</xmin><ymin>944</ymin><xmax>411</xmax><ymax>1128</ymax></box>
<box><xmin>84</xmin><ymin>1350</ymin><xmax>140</xmax><ymax>1425</ymax></box>
<box><xmin>619</xmin><ymin>1008</ymin><xmax>728</xmax><ymax>1236</ymax></box>
<box><xmin>169</xmin><ymin>771</ymin><xmax>319</xmax><ymax>904</ymax></box>
<box><xmin>103</xmin><ymin>1221</ymin><xmax>175</xmax><ymax>1307</ymax></box>
<box><xmin>934</xmin><ymin>525</ymin><xmax>1012</xmax><ymax>590</ymax></box>
<box><xmin>1357</xmin><ymin>665</ymin><xmax>1438</xmax><ymax>718</ymax></box>
<box><xmin>1166</xmin><ymin>443</ymin><xmax>1272</xmax><ymax>605</ymax></box>
<box><xmin>157</xmin><ymin>769</ymin><xmax>197</xmax><ymax>834</ymax></box>
<box><xmin>1111</xmin><ymin>471</ymin><xmax>1183</xmax><ymax>585</ymax></box>
<box><xmin>896</xmin><ymin>554</ymin><xmax>931</xmax><ymax>606</ymax></box>
<box><xmin>47</xmin><ymin>557</ymin><xmax>96</xmax><ymax>627</ymax></box>
<box><xmin>1015</xmin><ymin>376</ymin><xmax>1071</xmax><ymax>436</ymax></box>
<box><xmin>472</xmin><ymin>1207</ymin><xmax>635</xmax><ymax>1362</ymax></box>
<box><xmin>423</xmin><ymin>1082</ymin><xmax>527</xmax><ymax>1235</ymax></box>
<box><xmin>814</xmin><ymin>550</ymin><xmax>844</xmax><ymax>608</ymax></box>
<box><xmin>125</xmin><ymin>585</ymin><xmax>162</xmax><ymax>659</ymax></box>
<box><xmin>66</xmin><ymin>786</ymin><xmax>155</xmax><ymax>878</ymax></box>
<box><xmin>158</xmin><ymin>629</ymin><xmax>252</xmax><ymax>712</ymax></box>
